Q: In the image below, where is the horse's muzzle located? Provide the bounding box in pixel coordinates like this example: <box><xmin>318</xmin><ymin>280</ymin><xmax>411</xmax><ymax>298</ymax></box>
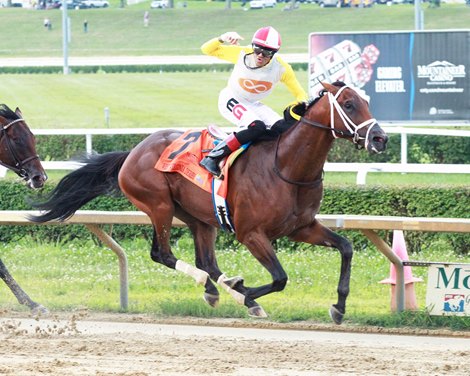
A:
<box><xmin>24</xmin><ymin>168</ymin><xmax>48</xmax><ymax>189</ymax></box>
<box><xmin>366</xmin><ymin>123</ymin><xmax>388</xmax><ymax>154</ymax></box>
<box><xmin>29</xmin><ymin>173</ymin><xmax>47</xmax><ymax>189</ymax></box>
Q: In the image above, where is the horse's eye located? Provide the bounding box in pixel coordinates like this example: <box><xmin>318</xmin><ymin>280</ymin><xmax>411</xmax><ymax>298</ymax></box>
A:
<box><xmin>343</xmin><ymin>101</ymin><xmax>354</xmax><ymax>111</ymax></box>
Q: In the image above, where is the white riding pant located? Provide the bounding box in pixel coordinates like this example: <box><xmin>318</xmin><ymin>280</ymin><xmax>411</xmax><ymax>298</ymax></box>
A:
<box><xmin>218</xmin><ymin>87</ymin><xmax>282</xmax><ymax>130</ymax></box>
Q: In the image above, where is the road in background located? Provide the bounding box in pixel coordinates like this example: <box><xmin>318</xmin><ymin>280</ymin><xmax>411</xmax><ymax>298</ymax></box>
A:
<box><xmin>0</xmin><ymin>54</ymin><xmax>308</xmax><ymax>67</ymax></box>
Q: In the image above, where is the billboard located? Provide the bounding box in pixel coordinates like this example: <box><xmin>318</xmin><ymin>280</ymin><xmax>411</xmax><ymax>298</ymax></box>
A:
<box><xmin>308</xmin><ymin>30</ymin><xmax>470</xmax><ymax>122</ymax></box>
<box><xmin>426</xmin><ymin>264</ymin><xmax>470</xmax><ymax>316</ymax></box>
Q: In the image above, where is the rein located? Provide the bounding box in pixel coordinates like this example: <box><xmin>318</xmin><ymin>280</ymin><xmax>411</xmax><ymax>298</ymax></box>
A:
<box><xmin>0</xmin><ymin>118</ymin><xmax>39</xmax><ymax>178</ymax></box>
<box><xmin>273</xmin><ymin>84</ymin><xmax>376</xmax><ymax>187</ymax></box>
<box><xmin>272</xmin><ymin>136</ymin><xmax>324</xmax><ymax>187</ymax></box>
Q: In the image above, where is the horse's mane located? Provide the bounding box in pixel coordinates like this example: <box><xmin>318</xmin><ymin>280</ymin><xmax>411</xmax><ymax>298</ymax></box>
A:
<box><xmin>0</xmin><ymin>104</ymin><xmax>19</xmax><ymax>120</ymax></box>
<box><xmin>306</xmin><ymin>81</ymin><xmax>346</xmax><ymax>111</ymax></box>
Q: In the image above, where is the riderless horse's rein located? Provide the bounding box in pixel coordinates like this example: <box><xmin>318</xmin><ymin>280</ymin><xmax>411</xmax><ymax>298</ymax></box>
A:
<box><xmin>273</xmin><ymin>85</ymin><xmax>377</xmax><ymax>187</ymax></box>
<box><xmin>0</xmin><ymin>118</ymin><xmax>40</xmax><ymax>178</ymax></box>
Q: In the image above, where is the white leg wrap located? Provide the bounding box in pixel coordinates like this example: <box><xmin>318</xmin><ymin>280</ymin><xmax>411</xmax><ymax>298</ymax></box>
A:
<box><xmin>217</xmin><ymin>274</ymin><xmax>246</xmax><ymax>305</ymax></box>
<box><xmin>175</xmin><ymin>260</ymin><xmax>209</xmax><ymax>285</ymax></box>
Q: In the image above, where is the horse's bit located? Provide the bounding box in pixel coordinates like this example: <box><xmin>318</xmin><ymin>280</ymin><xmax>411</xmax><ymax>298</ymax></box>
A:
<box><xmin>0</xmin><ymin>118</ymin><xmax>39</xmax><ymax>178</ymax></box>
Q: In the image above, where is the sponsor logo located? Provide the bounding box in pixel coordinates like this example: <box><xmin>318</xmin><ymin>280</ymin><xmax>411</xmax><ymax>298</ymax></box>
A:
<box><xmin>443</xmin><ymin>294</ymin><xmax>465</xmax><ymax>313</ymax></box>
<box><xmin>417</xmin><ymin>61</ymin><xmax>466</xmax><ymax>82</ymax></box>
<box><xmin>429</xmin><ymin>107</ymin><xmax>454</xmax><ymax>115</ymax></box>
<box><xmin>238</xmin><ymin>78</ymin><xmax>273</xmax><ymax>94</ymax></box>
<box><xmin>226</xmin><ymin>98</ymin><xmax>247</xmax><ymax>120</ymax></box>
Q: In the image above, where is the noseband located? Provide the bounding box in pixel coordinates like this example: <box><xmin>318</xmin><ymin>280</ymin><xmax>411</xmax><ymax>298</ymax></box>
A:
<box><xmin>0</xmin><ymin>118</ymin><xmax>39</xmax><ymax>179</ymax></box>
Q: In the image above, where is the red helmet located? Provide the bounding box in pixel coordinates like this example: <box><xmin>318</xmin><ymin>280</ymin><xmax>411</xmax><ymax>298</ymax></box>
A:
<box><xmin>252</xmin><ymin>26</ymin><xmax>281</xmax><ymax>51</ymax></box>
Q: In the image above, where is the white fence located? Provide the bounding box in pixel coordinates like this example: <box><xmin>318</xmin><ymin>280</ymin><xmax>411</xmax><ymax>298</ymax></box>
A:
<box><xmin>4</xmin><ymin>125</ymin><xmax>470</xmax><ymax>184</ymax></box>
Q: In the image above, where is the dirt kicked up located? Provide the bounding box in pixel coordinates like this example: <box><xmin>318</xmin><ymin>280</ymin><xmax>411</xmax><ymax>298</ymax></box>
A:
<box><xmin>0</xmin><ymin>311</ymin><xmax>469</xmax><ymax>376</ymax></box>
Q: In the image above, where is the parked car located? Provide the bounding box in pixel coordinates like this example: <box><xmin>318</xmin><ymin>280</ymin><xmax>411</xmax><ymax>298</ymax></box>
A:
<box><xmin>65</xmin><ymin>0</ymin><xmax>87</xmax><ymax>9</ymax></box>
<box><xmin>150</xmin><ymin>0</ymin><xmax>168</xmax><ymax>8</ymax></box>
<box><xmin>318</xmin><ymin>0</ymin><xmax>340</xmax><ymax>6</ymax></box>
<box><xmin>80</xmin><ymin>0</ymin><xmax>109</xmax><ymax>8</ymax></box>
<box><xmin>45</xmin><ymin>0</ymin><xmax>62</xmax><ymax>9</ymax></box>
<box><xmin>346</xmin><ymin>0</ymin><xmax>375</xmax><ymax>6</ymax></box>
<box><xmin>249</xmin><ymin>0</ymin><xmax>276</xmax><ymax>9</ymax></box>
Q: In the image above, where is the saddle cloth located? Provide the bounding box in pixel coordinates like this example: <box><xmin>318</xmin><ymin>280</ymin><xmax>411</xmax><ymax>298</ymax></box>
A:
<box><xmin>155</xmin><ymin>128</ymin><xmax>246</xmax><ymax>199</ymax></box>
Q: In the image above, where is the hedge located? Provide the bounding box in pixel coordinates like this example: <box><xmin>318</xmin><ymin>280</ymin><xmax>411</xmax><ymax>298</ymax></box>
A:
<box><xmin>0</xmin><ymin>63</ymin><xmax>307</xmax><ymax>75</ymax></box>
<box><xmin>35</xmin><ymin>132</ymin><xmax>470</xmax><ymax>165</ymax></box>
<box><xmin>0</xmin><ymin>181</ymin><xmax>468</xmax><ymax>255</ymax></box>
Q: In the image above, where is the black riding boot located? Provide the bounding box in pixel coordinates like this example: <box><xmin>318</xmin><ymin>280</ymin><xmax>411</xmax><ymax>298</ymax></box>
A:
<box><xmin>200</xmin><ymin>134</ymin><xmax>241</xmax><ymax>177</ymax></box>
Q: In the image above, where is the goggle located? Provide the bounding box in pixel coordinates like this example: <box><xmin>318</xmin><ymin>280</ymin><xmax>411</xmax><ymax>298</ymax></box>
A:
<box><xmin>252</xmin><ymin>45</ymin><xmax>276</xmax><ymax>58</ymax></box>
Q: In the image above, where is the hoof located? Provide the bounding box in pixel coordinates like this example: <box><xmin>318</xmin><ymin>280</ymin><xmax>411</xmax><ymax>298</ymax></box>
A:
<box><xmin>223</xmin><ymin>276</ymin><xmax>244</xmax><ymax>289</ymax></box>
<box><xmin>203</xmin><ymin>293</ymin><xmax>219</xmax><ymax>308</ymax></box>
<box><xmin>329</xmin><ymin>305</ymin><xmax>344</xmax><ymax>325</ymax></box>
<box><xmin>31</xmin><ymin>304</ymin><xmax>49</xmax><ymax>316</ymax></box>
<box><xmin>248</xmin><ymin>305</ymin><xmax>268</xmax><ymax>318</ymax></box>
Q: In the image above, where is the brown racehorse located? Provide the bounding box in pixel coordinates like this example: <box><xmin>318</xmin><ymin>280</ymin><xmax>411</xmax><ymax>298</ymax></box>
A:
<box><xmin>0</xmin><ymin>104</ymin><xmax>48</xmax><ymax>313</ymax></box>
<box><xmin>30</xmin><ymin>82</ymin><xmax>388</xmax><ymax>324</ymax></box>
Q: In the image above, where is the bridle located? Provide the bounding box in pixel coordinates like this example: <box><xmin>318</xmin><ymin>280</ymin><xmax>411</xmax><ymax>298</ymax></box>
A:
<box><xmin>0</xmin><ymin>118</ymin><xmax>40</xmax><ymax>179</ymax></box>
<box><xmin>298</xmin><ymin>85</ymin><xmax>378</xmax><ymax>146</ymax></box>
<box><xmin>273</xmin><ymin>85</ymin><xmax>377</xmax><ymax>186</ymax></box>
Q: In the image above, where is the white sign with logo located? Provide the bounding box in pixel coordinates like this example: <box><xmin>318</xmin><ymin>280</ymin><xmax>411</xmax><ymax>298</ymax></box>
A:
<box><xmin>426</xmin><ymin>264</ymin><xmax>470</xmax><ymax>316</ymax></box>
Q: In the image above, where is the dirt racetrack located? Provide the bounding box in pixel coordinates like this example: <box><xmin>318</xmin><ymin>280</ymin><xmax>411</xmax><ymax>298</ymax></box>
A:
<box><xmin>0</xmin><ymin>311</ymin><xmax>469</xmax><ymax>376</ymax></box>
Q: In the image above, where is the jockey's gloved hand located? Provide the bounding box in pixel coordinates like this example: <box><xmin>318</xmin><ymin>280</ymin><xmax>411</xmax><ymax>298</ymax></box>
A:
<box><xmin>284</xmin><ymin>102</ymin><xmax>307</xmax><ymax>125</ymax></box>
<box><xmin>219</xmin><ymin>32</ymin><xmax>244</xmax><ymax>45</ymax></box>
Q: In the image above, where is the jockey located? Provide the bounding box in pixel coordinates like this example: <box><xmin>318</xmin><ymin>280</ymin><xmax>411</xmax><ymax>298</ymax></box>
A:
<box><xmin>199</xmin><ymin>26</ymin><xmax>308</xmax><ymax>177</ymax></box>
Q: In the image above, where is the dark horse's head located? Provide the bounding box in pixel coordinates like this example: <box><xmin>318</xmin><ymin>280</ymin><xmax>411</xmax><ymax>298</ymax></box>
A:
<box><xmin>0</xmin><ymin>105</ymin><xmax>47</xmax><ymax>188</ymax></box>
<box><xmin>316</xmin><ymin>82</ymin><xmax>388</xmax><ymax>154</ymax></box>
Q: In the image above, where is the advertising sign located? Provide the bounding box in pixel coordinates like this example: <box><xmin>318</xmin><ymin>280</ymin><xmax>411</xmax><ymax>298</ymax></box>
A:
<box><xmin>426</xmin><ymin>264</ymin><xmax>470</xmax><ymax>316</ymax></box>
<box><xmin>308</xmin><ymin>30</ymin><xmax>470</xmax><ymax>121</ymax></box>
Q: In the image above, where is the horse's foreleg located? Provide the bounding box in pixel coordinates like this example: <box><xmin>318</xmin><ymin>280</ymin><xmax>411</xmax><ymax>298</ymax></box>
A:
<box><xmin>230</xmin><ymin>231</ymin><xmax>288</xmax><ymax>317</ymax></box>
<box><xmin>290</xmin><ymin>220</ymin><xmax>352</xmax><ymax>325</ymax></box>
<box><xmin>0</xmin><ymin>258</ymin><xmax>47</xmax><ymax>314</ymax></box>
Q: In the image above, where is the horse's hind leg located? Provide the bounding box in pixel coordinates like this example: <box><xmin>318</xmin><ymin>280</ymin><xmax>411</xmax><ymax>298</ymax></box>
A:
<box><xmin>0</xmin><ymin>258</ymin><xmax>48</xmax><ymax>314</ymax></box>
<box><xmin>149</xmin><ymin>226</ymin><xmax>207</xmax><ymax>284</ymax></box>
<box><xmin>121</xmin><ymin>172</ymin><xmax>214</xmax><ymax>303</ymax></box>
<box><xmin>187</xmin><ymin>221</ymin><xmax>222</xmax><ymax>307</ymax></box>
<box><xmin>148</xmin><ymin>215</ymin><xmax>216</xmax><ymax>299</ymax></box>
<box><xmin>290</xmin><ymin>220</ymin><xmax>352</xmax><ymax>325</ymax></box>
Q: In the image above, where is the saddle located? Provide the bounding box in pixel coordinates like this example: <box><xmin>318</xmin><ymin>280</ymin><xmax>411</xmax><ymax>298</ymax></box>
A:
<box><xmin>207</xmin><ymin>124</ymin><xmax>230</xmax><ymax>141</ymax></box>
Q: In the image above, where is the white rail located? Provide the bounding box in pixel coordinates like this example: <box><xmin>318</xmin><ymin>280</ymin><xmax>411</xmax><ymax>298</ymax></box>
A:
<box><xmin>2</xmin><ymin>210</ymin><xmax>469</xmax><ymax>312</ymax></box>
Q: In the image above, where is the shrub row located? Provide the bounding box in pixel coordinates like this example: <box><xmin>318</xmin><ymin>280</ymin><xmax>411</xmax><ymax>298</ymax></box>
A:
<box><xmin>0</xmin><ymin>63</ymin><xmax>308</xmax><ymax>75</ymax></box>
<box><xmin>0</xmin><ymin>181</ymin><xmax>468</xmax><ymax>255</ymax></box>
<box><xmin>35</xmin><ymin>132</ymin><xmax>470</xmax><ymax>165</ymax></box>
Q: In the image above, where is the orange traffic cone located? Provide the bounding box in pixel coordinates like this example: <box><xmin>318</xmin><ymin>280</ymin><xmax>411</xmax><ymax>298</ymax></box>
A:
<box><xmin>379</xmin><ymin>230</ymin><xmax>422</xmax><ymax>311</ymax></box>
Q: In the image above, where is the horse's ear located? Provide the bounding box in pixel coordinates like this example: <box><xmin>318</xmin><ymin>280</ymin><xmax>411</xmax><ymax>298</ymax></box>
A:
<box><xmin>320</xmin><ymin>82</ymin><xmax>335</xmax><ymax>93</ymax></box>
<box><xmin>15</xmin><ymin>107</ymin><xmax>23</xmax><ymax>117</ymax></box>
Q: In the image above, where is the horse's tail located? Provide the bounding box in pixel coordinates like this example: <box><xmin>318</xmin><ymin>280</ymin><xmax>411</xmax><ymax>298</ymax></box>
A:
<box><xmin>28</xmin><ymin>151</ymin><xmax>130</xmax><ymax>223</ymax></box>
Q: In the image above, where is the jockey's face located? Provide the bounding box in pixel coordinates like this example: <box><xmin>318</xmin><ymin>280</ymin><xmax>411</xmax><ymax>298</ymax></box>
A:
<box><xmin>252</xmin><ymin>45</ymin><xmax>276</xmax><ymax>67</ymax></box>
